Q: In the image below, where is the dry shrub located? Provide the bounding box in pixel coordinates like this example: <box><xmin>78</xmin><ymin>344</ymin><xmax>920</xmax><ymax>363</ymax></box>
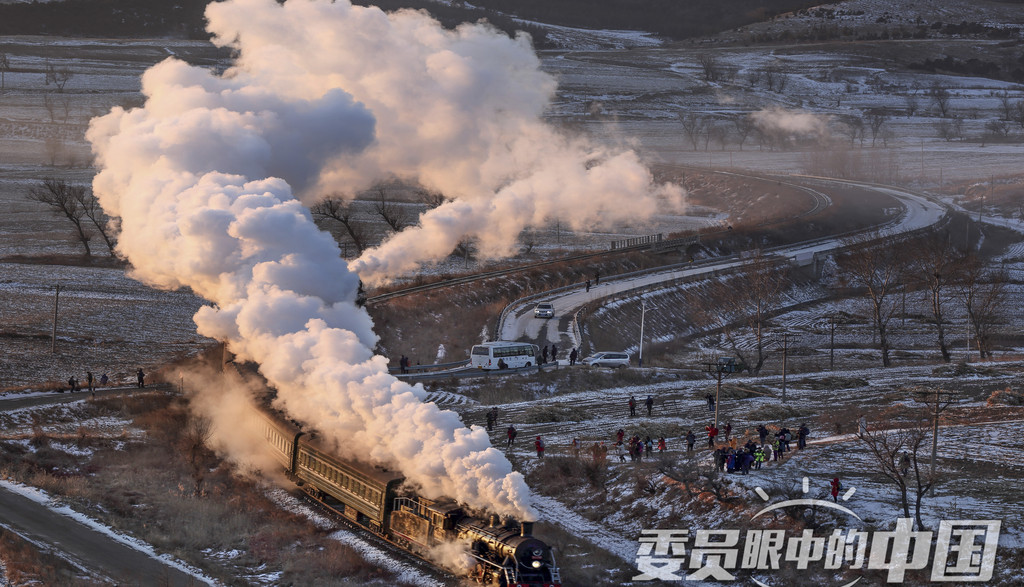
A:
<box><xmin>283</xmin><ymin>540</ymin><xmax>382</xmax><ymax>583</ymax></box>
<box><xmin>528</xmin><ymin>456</ymin><xmax>608</xmax><ymax>493</ymax></box>
<box><xmin>522</xmin><ymin>403</ymin><xmax>589</xmax><ymax>423</ymax></box>
<box><xmin>29</xmin><ymin>426</ymin><xmax>48</xmax><ymax>448</ymax></box>
<box><xmin>987</xmin><ymin>386</ymin><xmax>1024</xmax><ymax>406</ymax></box>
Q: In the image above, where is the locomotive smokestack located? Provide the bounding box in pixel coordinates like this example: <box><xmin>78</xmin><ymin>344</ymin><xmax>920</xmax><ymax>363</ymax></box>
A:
<box><xmin>489</xmin><ymin>514</ymin><xmax>500</xmax><ymax>528</ymax></box>
<box><xmin>520</xmin><ymin>521</ymin><xmax>534</xmax><ymax>537</ymax></box>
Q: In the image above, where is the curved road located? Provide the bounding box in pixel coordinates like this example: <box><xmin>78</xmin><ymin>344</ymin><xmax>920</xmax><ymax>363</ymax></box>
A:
<box><xmin>500</xmin><ymin>177</ymin><xmax>948</xmax><ymax>349</ymax></box>
<box><xmin>0</xmin><ymin>387</ymin><xmax>211</xmax><ymax>586</ymax></box>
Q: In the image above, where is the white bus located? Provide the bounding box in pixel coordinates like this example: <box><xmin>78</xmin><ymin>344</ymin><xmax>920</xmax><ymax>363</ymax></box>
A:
<box><xmin>470</xmin><ymin>341</ymin><xmax>539</xmax><ymax>370</ymax></box>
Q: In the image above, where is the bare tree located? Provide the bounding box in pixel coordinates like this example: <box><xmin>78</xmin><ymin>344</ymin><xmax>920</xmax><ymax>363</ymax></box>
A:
<box><xmin>839</xmin><ymin>236</ymin><xmax>908</xmax><ymax>367</ymax></box>
<box><xmin>44</xmin><ymin>61</ymin><xmax>74</xmax><ymax>93</ymax></box>
<box><xmin>929</xmin><ymin>84</ymin><xmax>951</xmax><ymax>117</ymax></box>
<box><xmin>678</xmin><ymin>112</ymin><xmax>707</xmax><ymax>151</ymax></box>
<box><xmin>76</xmin><ymin>187</ymin><xmax>118</xmax><ymax>255</ymax></box>
<box><xmin>908</xmin><ymin>232</ymin><xmax>963</xmax><ymax>363</ymax></box>
<box><xmin>954</xmin><ymin>254</ymin><xmax>1007</xmax><ymax>360</ymax></box>
<box><xmin>866</xmin><ymin>108</ymin><xmax>889</xmax><ymax>147</ymax></box>
<box><xmin>372</xmin><ymin>185</ymin><xmax>410</xmax><ymax>232</ymax></box>
<box><xmin>417</xmin><ymin>188</ymin><xmax>448</xmax><ymax>210</ymax></box>
<box><xmin>997</xmin><ymin>91</ymin><xmax>1013</xmax><ymax>121</ymax></box>
<box><xmin>732</xmin><ymin>115</ymin><xmax>754</xmax><ymax>150</ymax></box>
<box><xmin>698</xmin><ymin>54</ymin><xmax>721</xmax><ymax>83</ymax></box>
<box><xmin>28</xmin><ymin>178</ymin><xmax>93</xmax><ymax>256</ymax></box>
<box><xmin>310</xmin><ymin>195</ymin><xmax>368</xmax><ymax>254</ymax></box>
<box><xmin>859</xmin><ymin>419</ymin><xmax>937</xmax><ymax>530</ymax></box>
<box><xmin>181</xmin><ymin>415</ymin><xmax>213</xmax><ymax>497</ymax></box>
<box><xmin>697</xmin><ymin>250</ymin><xmax>788</xmax><ymax>375</ymax></box>
<box><xmin>0</xmin><ymin>52</ymin><xmax>9</xmax><ymax>92</ymax></box>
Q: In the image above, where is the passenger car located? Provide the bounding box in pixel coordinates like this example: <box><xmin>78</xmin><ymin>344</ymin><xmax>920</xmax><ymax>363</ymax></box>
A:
<box><xmin>533</xmin><ymin>302</ymin><xmax>554</xmax><ymax>318</ymax></box>
<box><xmin>581</xmin><ymin>351</ymin><xmax>630</xmax><ymax>368</ymax></box>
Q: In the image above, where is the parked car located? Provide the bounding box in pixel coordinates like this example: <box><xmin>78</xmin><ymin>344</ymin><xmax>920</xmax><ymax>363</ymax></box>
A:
<box><xmin>534</xmin><ymin>302</ymin><xmax>554</xmax><ymax>319</ymax></box>
<box><xmin>581</xmin><ymin>351</ymin><xmax>631</xmax><ymax>368</ymax></box>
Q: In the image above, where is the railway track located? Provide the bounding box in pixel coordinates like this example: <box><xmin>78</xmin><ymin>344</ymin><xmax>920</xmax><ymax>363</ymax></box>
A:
<box><xmin>297</xmin><ymin>490</ymin><xmax>455</xmax><ymax>586</ymax></box>
<box><xmin>364</xmin><ymin>170</ymin><xmax>833</xmax><ymax>305</ymax></box>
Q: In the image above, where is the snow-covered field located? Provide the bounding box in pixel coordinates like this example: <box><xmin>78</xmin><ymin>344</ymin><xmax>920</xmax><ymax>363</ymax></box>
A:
<box><xmin>1</xmin><ymin>0</ymin><xmax>1024</xmax><ymax>584</ymax></box>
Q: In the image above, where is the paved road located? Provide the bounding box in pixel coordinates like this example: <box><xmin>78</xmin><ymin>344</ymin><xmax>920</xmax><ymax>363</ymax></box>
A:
<box><xmin>0</xmin><ymin>385</ymin><xmax>211</xmax><ymax>586</ymax></box>
<box><xmin>0</xmin><ymin>484</ymin><xmax>208</xmax><ymax>586</ymax></box>
<box><xmin>501</xmin><ymin>178</ymin><xmax>948</xmax><ymax>349</ymax></box>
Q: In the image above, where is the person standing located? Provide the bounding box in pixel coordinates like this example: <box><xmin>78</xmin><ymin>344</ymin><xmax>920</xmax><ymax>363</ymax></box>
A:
<box><xmin>569</xmin><ymin>348</ymin><xmax>578</xmax><ymax>366</ymax></box>
<box><xmin>685</xmin><ymin>430</ymin><xmax>696</xmax><ymax>452</ymax></box>
<box><xmin>645</xmin><ymin>395</ymin><xmax>654</xmax><ymax>416</ymax></box>
<box><xmin>534</xmin><ymin>436</ymin><xmax>545</xmax><ymax>458</ymax></box>
<box><xmin>585</xmin><ymin>279</ymin><xmax>591</xmax><ymax>292</ymax></box>
<box><xmin>657</xmin><ymin>437</ymin><xmax>666</xmax><ymax>453</ymax></box>
<box><xmin>830</xmin><ymin>477</ymin><xmax>842</xmax><ymax>502</ymax></box>
<box><xmin>705</xmin><ymin>423</ymin><xmax>718</xmax><ymax>448</ymax></box>
<box><xmin>541</xmin><ymin>345</ymin><xmax>549</xmax><ymax>364</ymax></box>
<box><xmin>486</xmin><ymin>410</ymin><xmax>495</xmax><ymax>431</ymax></box>
<box><xmin>798</xmin><ymin>423</ymin><xmax>810</xmax><ymax>450</ymax></box>
<box><xmin>136</xmin><ymin>368</ymin><xmax>145</xmax><ymax>388</ymax></box>
<box><xmin>507</xmin><ymin>424</ymin><xmax>517</xmax><ymax>447</ymax></box>
<box><xmin>86</xmin><ymin>371</ymin><xmax>94</xmax><ymax>393</ymax></box>
<box><xmin>616</xmin><ymin>428</ymin><xmax>625</xmax><ymax>444</ymax></box>
<box><xmin>757</xmin><ymin>424</ymin><xmax>769</xmax><ymax>445</ymax></box>
<box><xmin>594</xmin><ymin>270</ymin><xmax>600</xmax><ymax>285</ymax></box>
<box><xmin>706</xmin><ymin>393</ymin><xmax>715</xmax><ymax>412</ymax></box>
<box><xmin>628</xmin><ymin>395</ymin><xmax>636</xmax><ymax>417</ymax></box>
<box><xmin>551</xmin><ymin>345</ymin><xmax>558</xmax><ymax>363</ymax></box>
<box><xmin>724</xmin><ymin>422</ymin><xmax>732</xmax><ymax>442</ymax></box>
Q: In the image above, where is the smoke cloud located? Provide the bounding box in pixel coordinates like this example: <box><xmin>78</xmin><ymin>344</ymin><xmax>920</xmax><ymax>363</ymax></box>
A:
<box><xmin>751</xmin><ymin>106</ymin><xmax>831</xmax><ymax>140</ymax></box>
<box><xmin>87</xmin><ymin>0</ymin><xmax>678</xmax><ymax>518</ymax></box>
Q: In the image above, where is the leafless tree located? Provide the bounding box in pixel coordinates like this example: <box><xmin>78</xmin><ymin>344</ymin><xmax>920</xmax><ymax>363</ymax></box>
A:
<box><xmin>0</xmin><ymin>52</ymin><xmax>10</xmax><ymax>92</ymax></box>
<box><xmin>698</xmin><ymin>54</ymin><xmax>721</xmax><ymax>83</ymax></box>
<box><xmin>866</xmin><ymin>108</ymin><xmax>889</xmax><ymax>147</ymax></box>
<box><xmin>954</xmin><ymin>254</ymin><xmax>1008</xmax><ymax>360</ymax></box>
<box><xmin>44</xmin><ymin>61</ymin><xmax>74</xmax><ymax>93</ymax></box>
<box><xmin>697</xmin><ymin>250</ymin><xmax>788</xmax><ymax>375</ymax></box>
<box><xmin>310</xmin><ymin>195</ymin><xmax>368</xmax><ymax>254</ymax></box>
<box><xmin>708</xmin><ymin>122</ymin><xmax>729</xmax><ymax>151</ymax></box>
<box><xmin>76</xmin><ymin>187</ymin><xmax>118</xmax><ymax>254</ymax></box>
<box><xmin>839</xmin><ymin>116</ymin><xmax>864</xmax><ymax>146</ymax></box>
<box><xmin>28</xmin><ymin>178</ymin><xmax>93</xmax><ymax>256</ymax></box>
<box><xmin>1012</xmin><ymin>100</ymin><xmax>1024</xmax><ymax>132</ymax></box>
<box><xmin>859</xmin><ymin>419</ymin><xmax>937</xmax><ymax>530</ymax></box>
<box><xmin>928</xmin><ymin>84</ymin><xmax>951</xmax><ymax>117</ymax></box>
<box><xmin>372</xmin><ymin>185</ymin><xmax>410</xmax><ymax>233</ymax></box>
<box><xmin>839</xmin><ymin>236</ymin><xmax>908</xmax><ymax>367</ymax></box>
<box><xmin>417</xmin><ymin>188</ymin><xmax>448</xmax><ymax>210</ymax></box>
<box><xmin>983</xmin><ymin>119</ymin><xmax>1011</xmax><ymax>142</ymax></box>
<box><xmin>678</xmin><ymin>112</ymin><xmax>707</xmax><ymax>151</ymax></box>
<box><xmin>181</xmin><ymin>415</ymin><xmax>213</xmax><ymax>497</ymax></box>
<box><xmin>997</xmin><ymin>91</ymin><xmax>1013</xmax><ymax>121</ymax></box>
<box><xmin>732</xmin><ymin>115</ymin><xmax>755</xmax><ymax>150</ymax></box>
<box><xmin>908</xmin><ymin>232</ymin><xmax>964</xmax><ymax>363</ymax></box>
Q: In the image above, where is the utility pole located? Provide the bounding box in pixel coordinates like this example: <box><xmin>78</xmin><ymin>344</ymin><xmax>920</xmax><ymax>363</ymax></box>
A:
<box><xmin>51</xmin><ymin>284</ymin><xmax>60</xmax><ymax>353</ymax></box>
<box><xmin>829</xmin><ymin>314</ymin><xmax>836</xmax><ymax>371</ymax></box>
<box><xmin>638</xmin><ymin>298</ymin><xmax>647</xmax><ymax>368</ymax></box>
<box><xmin>781</xmin><ymin>331</ymin><xmax>788</xmax><ymax>403</ymax></box>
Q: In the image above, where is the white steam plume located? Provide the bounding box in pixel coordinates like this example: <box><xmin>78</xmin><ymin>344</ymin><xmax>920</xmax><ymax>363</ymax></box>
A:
<box><xmin>202</xmin><ymin>0</ymin><xmax>684</xmax><ymax>284</ymax></box>
<box><xmin>87</xmin><ymin>0</ymin><xmax>677</xmax><ymax>519</ymax></box>
<box><xmin>750</xmin><ymin>106</ymin><xmax>831</xmax><ymax>139</ymax></box>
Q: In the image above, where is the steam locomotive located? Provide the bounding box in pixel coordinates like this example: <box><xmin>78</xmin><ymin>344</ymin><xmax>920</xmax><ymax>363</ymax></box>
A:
<box><xmin>252</xmin><ymin>405</ymin><xmax>562</xmax><ymax>587</ymax></box>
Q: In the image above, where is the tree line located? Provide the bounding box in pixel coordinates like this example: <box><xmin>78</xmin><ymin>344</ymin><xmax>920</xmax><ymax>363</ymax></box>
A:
<box><xmin>695</xmin><ymin>228</ymin><xmax>1008</xmax><ymax>375</ymax></box>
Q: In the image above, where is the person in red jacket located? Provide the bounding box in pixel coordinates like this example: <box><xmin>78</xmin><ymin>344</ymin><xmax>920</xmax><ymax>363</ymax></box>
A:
<box><xmin>705</xmin><ymin>423</ymin><xmax>719</xmax><ymax>448</ymax></box>
<box><xmin>830</xmin><ymin>477</ymin><xmax>842</xmax><ymax>502</ymax></box>
<box><xmin>535</xmin><ymin>436</ymin><xmax>545</xmax><ymax>458</ymax></box>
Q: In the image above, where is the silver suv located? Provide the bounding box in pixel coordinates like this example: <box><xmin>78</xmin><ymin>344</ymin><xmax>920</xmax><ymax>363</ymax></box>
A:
<box><xmin>534</xmin><ymin>302</ymin><xmax>554</xmax><ymax>319</ymax></box>
<box><xmin>581</xmin><ymin>351</ymin><xmax>630</xmax><ymax>368</ymax></box>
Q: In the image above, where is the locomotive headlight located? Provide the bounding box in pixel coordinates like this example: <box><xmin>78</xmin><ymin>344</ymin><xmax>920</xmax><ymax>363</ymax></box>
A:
<box><xmin>532</xmin><ymin>561</ymin><xmax>542</xmax><ymax>569</ymax></box>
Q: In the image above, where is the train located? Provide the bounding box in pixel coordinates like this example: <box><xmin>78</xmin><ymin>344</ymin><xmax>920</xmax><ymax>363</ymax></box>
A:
<box><xmin>251</xmin><ymin>405</ymin><xmax>562</xmax><ymax>587</ymax></box>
